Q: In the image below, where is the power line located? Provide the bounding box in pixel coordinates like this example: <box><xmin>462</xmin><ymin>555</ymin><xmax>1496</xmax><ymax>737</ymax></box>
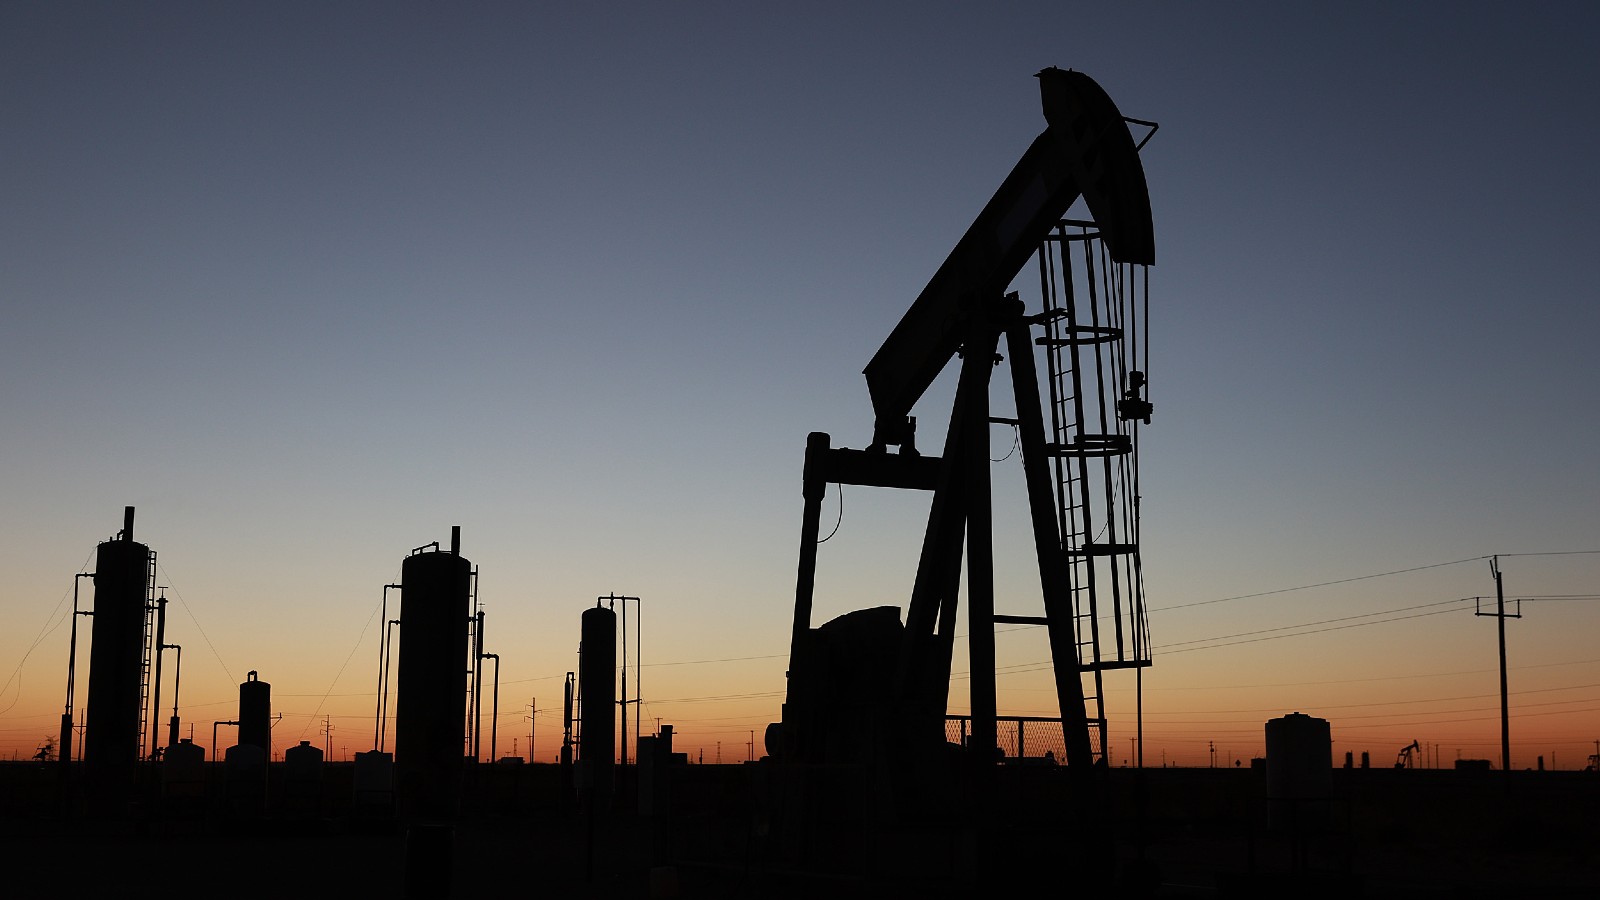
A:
<box><xmin>501</xmin><ymin>553</ymin><xmax>1600</xmax><ymax>687</ymax></box>
<box><xmin>1148</xmin><ymin>702</ymin><xmax>1600</xmax><ymax>731</ymax></box>
<box><xmin>0</xmin><ymin>546</ymin><xmax>96</xmax><ymax>716</ymax></box>
<box><xmin>1105</xmin><ymin>654</ymin><xmax>1600</xmax><ymax>692</ymax></box>
<box><xmin>642</xmin><ymin>653</ymin><xmax>788</xmax><ymax>669</ymax></box>
<box><xmin>1155</xmin><ymin>598</ymin><xmax>1472</xmax><ymax>650</ymax></box>
<box><xmin>294</xmin><ymin>591</ymin><xmax>384</xmax><ymax>744</ymax></box>
<box><xmin>1148</xmin><ymin>551</ymin><xmax>1600</xmax><ymax>617</ymax></box>
<box><xmin>648</xmin><ymin>689</ymin><xmax>784</xmax><ymax>704</ymax></box>
<box><xmin>1160</xmin><ymin>607</ymin><xmax>1467</xmax><ymax>656</ymax></box>
<box><xmin>958</xmin><ymin>602</ymin><xmax>1474</xmax><ymax>679</ymax></box>
<box><xmin>158</xmin><ymin>562</ymin><xmax>236</xmax><ymax>684</ymax></box>
<box><xmin>1150</xmin><ymin>555</ymin><xmax>1490</xmax><ymax>613</ymax></box>
<box><xmin>1136</xmin><ymin>682</ymin><xmax>1600</xmax><ymax>718</ymax></box>
<box><xmin>495</xmin><ymin>674</ymin><xmax>564</xmax><ymax>686</ymax></box>
<box><xmin>496</xmin><ymin>652</ymin><xmax>792</xmax><ymax>690</ymax></box>
<box><xmin>288</xmin><ymin>551</ymin><xmax>1591</xmax><ymax>750</ymax></box>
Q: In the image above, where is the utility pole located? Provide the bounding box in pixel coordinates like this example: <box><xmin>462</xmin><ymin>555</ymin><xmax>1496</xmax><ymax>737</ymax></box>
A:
<box><xmin>322</xmin><ymin>716</ymin><xmax>333</xmax><ymax>758</ymax></box>
<box><xmin>748</xmin><ymin>730</ymin><xmax>755</xmax><ymax>762</ymax></box>
<box><xmin>1475</xmin><ymin>556</ymin><xmax>1522</xmax><ymax>774</ymax></box>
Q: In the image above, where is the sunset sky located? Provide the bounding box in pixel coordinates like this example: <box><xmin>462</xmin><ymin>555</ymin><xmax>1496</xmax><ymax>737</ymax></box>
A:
<box><xmin>3</xmin><ymin>2</ymin><xmax>1598</xmax><ymax>769</ymax></box>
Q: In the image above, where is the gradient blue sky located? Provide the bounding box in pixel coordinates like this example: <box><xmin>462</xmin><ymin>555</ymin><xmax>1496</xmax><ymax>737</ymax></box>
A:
<box><xmin>4</xmin><ymin>2</ymin><xmax>1598</xmax><ymax>765</ymax></box>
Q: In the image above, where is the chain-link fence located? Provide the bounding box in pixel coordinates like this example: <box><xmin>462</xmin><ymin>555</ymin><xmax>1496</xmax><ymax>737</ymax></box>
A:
<box><xmin>944</xmin><ymin>715</ymin><xmax>1105</xmax><ymax>763</ymax></box>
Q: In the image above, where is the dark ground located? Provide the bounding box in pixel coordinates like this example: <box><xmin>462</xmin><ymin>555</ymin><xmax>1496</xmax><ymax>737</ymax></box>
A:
<box><xmin>1</xmin><ymin>761</ymin><xmax>1595</xmax><ymax>897</ymax></box>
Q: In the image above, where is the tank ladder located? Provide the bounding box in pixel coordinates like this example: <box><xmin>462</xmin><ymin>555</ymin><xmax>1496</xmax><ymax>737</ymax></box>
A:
<box><xmin>137</xmin><ymin>549</ymin><xmax>158</xmax><ymax>760</ymax></box>
<box><xmin>1035</xmin><ymin>219</ymin><xmax>1152</xmax><ymax>764</ymax></box>
<box><xmin>464</xmin><ymin>570</ymin><xmax>480</xmax><ymax>760</ymax></box>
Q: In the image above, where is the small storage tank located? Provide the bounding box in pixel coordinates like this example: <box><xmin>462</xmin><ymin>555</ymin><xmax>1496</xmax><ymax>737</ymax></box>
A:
<box><xmin>285</xmin><ymin>739</ymin><xmax>324</xmax><ymax>810</ymax></box>
<box><xmin>84</xmin><ymin>507</ymin><xmax>151</xmax><ymax>788</ymax></box>
<box><xmin>639</xmin><ymin>724</ymin><xmax>675</xmax><ymax>817</ymax></box>
<box><xmin>353</xmin><ymin>749</ymin><xmax>395</xmax><ymax>816</ymax></box>
<box><xmin>161</xmin><ymin>737</ymin><xmax>206</xmax><ymax>801</ymax></box>
<box><xmin>238</xmin><ymin>670</ymin><xmax>271</xmax><ymax>756</ymax></box>
<box><xmin>224</xmin><ymin>741</ymin><xmax>268</xmax><ymax>815</ymax></box>
<box><xmin>285</xmin><ymin>739</ymin><xmax>323</xmax><ymax>781</ymax></box>
<box><xmin>579</xmin><ymin>602</ymin><xmax>616</xmax><ymax>806</ymax></box>
<box><xmin>395</xmin><ymin>529</ymin><xmax>472</xmax><ymax>818</ymax></box>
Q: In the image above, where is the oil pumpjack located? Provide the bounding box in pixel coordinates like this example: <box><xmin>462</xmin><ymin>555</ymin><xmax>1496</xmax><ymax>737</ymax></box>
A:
<box><xmin>771</xmin><ymin>67</ymin><xmax>1158</xmax><ymax>782</ymax></box>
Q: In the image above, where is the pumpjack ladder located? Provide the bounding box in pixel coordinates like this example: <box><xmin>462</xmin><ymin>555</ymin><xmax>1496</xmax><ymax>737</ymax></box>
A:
<box><xmin>1030</xmin><ymin>219</ymin><xmax>1153</xmax><ymax>764</ymax></box>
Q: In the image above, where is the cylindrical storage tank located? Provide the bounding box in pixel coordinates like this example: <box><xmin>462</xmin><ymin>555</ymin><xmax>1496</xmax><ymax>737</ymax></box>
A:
<box><xmin>285</xmin><ymin>739</ymin><xmax>324</xmax><ymax>807</ymax></box>
<box><xmin>395</xmin><ymin>542</ymin><xmax>471</xmax><ymax>818</ymax></box>
<box><xmin>285</xmin><ymin>739</ymin><xmax>324</xmax><ymax>774</ymax></box>
<box><xmin>238</xmin><ymin>670</ymin><xmax>271</xmax><ymax>755</ymax></box>
<box><xmin>1265</xmin><ymin>712</ymin><xmax>1332</xmax><ymax>800</ymax></box>
<box><xmin>1265</xmin><ymin>712</ymin><xmax>1332</xmax><ymax>832</ymax></box>
<box><xmin>162</xmin><ymin>737</ymin><xmax>207</xmax><ymax>801</ymax></box>
<box><xmin>353</xmin><ymin>750</ymin><xmax>395</xmax><ymax>815</ymax></box>
<box><xmin>579</xmin><ymin>603</ymin><xmax>616</xmax><ymax>806</ymax></box>
<box><xmin>225</xmin><ymin>741</ymin><xmax>268</xmax><ymax>815</ymax></box>
<box><xmin>84</xmin><ymin>510</ymin><xmax>150</xmax><ymax>789</ymax></box>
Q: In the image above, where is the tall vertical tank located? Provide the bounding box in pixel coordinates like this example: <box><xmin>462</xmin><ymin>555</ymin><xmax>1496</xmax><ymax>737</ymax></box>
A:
<box><xmin>395</xmin><ymin>527</ymin><xmax>472</xmax><ymax>818</ymax></box>
<box><xmin>1264</xmin><ymin>712</ymin><xmax>1332</xmax><ymax>800</ymax></box>
<box><xmin>579</xmin><ymin>602</ymin><xmax>616</xmax><ymax>805</ymax></box>
<box><xmin>84</xmin><ymin>507</ymin><xmax>150</xmax><ymax>787</ymax></box>
<box><xmin>238</xmin><ymin>670</ymin><xmax>271</xmax><ymax>756</ymax></box>
<box><xmin>1265</xmin><ymin>711</ymin><xmax>1332</xmax><ymax>831</ymax></box>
